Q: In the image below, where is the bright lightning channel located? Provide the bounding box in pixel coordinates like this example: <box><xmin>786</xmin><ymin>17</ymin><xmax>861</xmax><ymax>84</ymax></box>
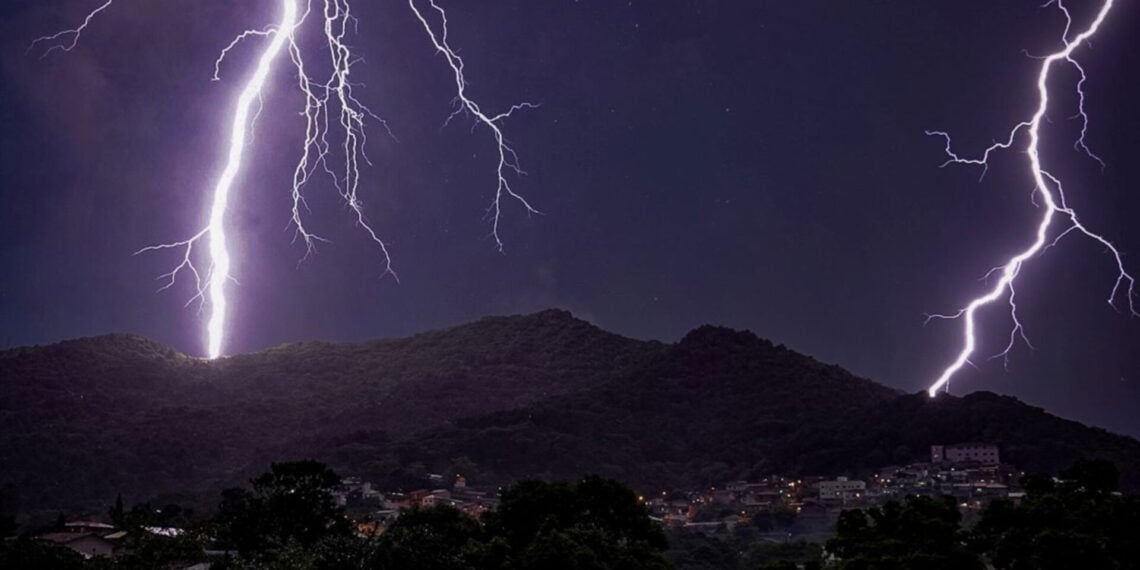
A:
<box><xmin>924</xmin><ymin>0</ymin><xmax>1136</xmax><ymax>397</ymax></box>
<box><xmin>202</xmin><ymin>1</ymin><xmax>297</xmax><ymax>359</ymax></box>
<box><xmin>32</xmin><ymin>0</ymin><xmax>537</xmax><ymax>359</ymax></box>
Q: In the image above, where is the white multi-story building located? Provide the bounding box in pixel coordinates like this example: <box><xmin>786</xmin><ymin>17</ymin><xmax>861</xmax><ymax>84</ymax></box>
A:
<box><xmin>931</xmin><ymin>443</ymin><xmax>1000</xmax><ymax>465</ymax></box>
<box><xmin>819</xmin><ymin>477</ymin><xmax>865</xmax><ymax>502</ymax></box>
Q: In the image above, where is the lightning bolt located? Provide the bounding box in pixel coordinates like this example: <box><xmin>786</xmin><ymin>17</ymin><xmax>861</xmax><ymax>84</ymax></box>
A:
<box><xmin>924</xmin><ymin>0</ymin><xmax>1136</xmax><ymax>397</ymax></box>
<box><xmin>26</xmin><ymin>0</ymin><xmax>113</xmax><ymax>57</ymax></box>
<box><xmin>408</xmin><ymin>0</ymin><xmax>541</xmax><ymax>251</ymax></box>
<box><xmin>31</xmin><ymin>0</ymin><xmax>537</xmax><ymax>359</ymax></box>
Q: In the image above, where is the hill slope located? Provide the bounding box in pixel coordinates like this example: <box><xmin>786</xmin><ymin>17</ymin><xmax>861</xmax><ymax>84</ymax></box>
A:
<box><xmin>354</xmin><ymin>326</ymin><xmax>1140</xmax><ymax>492</ymax></box>
<box><xmin>2</xmin><ymin>311</ymin><xmax>1138</xmax><ymax>516</ymax></box>
<box><xmin>0</xmin><ymin>310</ymin><xmax>657</xmax><ymax>512</ymax></box>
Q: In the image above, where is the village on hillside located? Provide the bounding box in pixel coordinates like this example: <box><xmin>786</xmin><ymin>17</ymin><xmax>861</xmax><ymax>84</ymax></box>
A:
<box><xmin>33</xmin><ymin>442</ymin><xmax>1023</xmax><ymax>562</ymax></box>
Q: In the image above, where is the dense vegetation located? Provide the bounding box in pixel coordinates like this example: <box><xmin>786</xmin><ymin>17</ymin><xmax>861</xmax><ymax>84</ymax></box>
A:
<box><xmin>3</xmin><ymin>310</ymin><xmax>1140</xmax><ymax>518</ymax></box>
<box><xmin>667</xmin><ymin>528</ymin><xmax>822</xmax><ymax>570</ymax></box>
<box><xmin>663</xmin><ymin>459</ymin><xmax>1140</xmax><ymax>570</ymax></box>
<box><xmin>0</xmin><ymin>310</ymin><xmax>657</xmax><ymax>513</ymax></box>
<box><xmin>359</xmin><ymin>327</ymin><xmax>1140</xmax><ymax>493</ymax></box>
<box><xmin>5</xmin><ymin>460</ymin><xmax>1137</xmax><ymax>569</ymax></box>
<box><xmin>821</xmin><ymin>459</ymin><xmax>1140</xmax><ymax>570</ymax></box>
<box><xmin>967</xmin><ymin>460</ymin><xmax>1140</xmax><ymax>570</ymax></box>
<box><xmin>1</xmin><ymin>462</ymin><xmax>671</xmax><ymax>570</ymax></box>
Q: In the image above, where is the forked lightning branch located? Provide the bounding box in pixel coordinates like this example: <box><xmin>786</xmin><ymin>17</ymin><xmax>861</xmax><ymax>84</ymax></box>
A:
<box><xmin>923</xmin><ymin>0</ymin><xmax>1135</xmax><ymax>396</ymax></box>
<box><xmin>30</xmin><ymin>0</ymin><xmax>538</xmax><ymax>359</ymax></box>
<box><xmin>31</xmin><ymin>1</ymin><xmax>1136</xmax><ymax>386</ymax></box>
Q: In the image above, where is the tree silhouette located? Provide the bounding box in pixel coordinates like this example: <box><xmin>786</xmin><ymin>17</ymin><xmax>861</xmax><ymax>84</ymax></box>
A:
<box><xmin>972</xmin><ymin>460</ymin><xmax>1140</xmax><ymax>569</ymax></box>
<box><xmin>827</xmin><ymin>495</ymin><xmax>982</xmax><ymax>570</ymax></box>
<box><xmin>480</xmin><ymin>475</ymin><xmax>671</xmax><ymax>570</ymax></box>
<box><xmin>215</xmin><ymin>460</ymin><xmax>350</xmax><ymax>559</ymax></box>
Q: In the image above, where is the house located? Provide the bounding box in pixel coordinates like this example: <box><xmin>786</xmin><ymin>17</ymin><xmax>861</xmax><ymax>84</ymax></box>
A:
<box><xmin>421</xmin><ymin>494</ymin><xmax>450</xmax><ymax>507</ymax></box>
<box><xmin>63</xmin><ymin>521</ymin><xmax>115</xmax><ymax>534</ymax></box>
<box><xmin>710</xmin><ymin>489</ymin><xmax>735</xmax><ymax>504</ymax></box>
<box><xmin>143</xmin><ymin>526</ymin><xmax>185</xmax><ymax>537</ymax></box>
<box><xmin>39</xmin><ymin>532</ymin><xmax>116</xmax><ymax>558</ymax></box>
<box><xmin>741</xmin><ymin>489</ymin><xmax>782</xmax><ymax>507</ymax></box>
<box><xmin>931</xmin><ymin>443</ymin><xmax>1000</xmax><ymax>465</ymax></box>
<box><xmin>818</xmin><ymin>477</ymin><xmax>866</xmax><ymax>503</ymax></box>
<box><xmin>725</xmin><ymin>480</ymin><xmax>749</xmax><ymax>493</ymax></box>
<box><xmin>407</xmin><ymin>489</ymin><xmax>431</xmax><ymax>506</ymax></box>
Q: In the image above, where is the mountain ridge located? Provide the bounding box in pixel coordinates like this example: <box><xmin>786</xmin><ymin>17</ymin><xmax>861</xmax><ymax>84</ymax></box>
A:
<box><xmin>351</xmin><ymin>325</ymin><xmax>1140</xmax><ymax>493</ymax></box>
<box><xmin>2</xmin><ymin>309</ymin><xmax>1138</xmax><ymax>516</ymax></box>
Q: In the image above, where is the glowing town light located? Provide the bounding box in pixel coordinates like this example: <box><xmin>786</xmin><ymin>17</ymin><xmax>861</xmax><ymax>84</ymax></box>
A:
<box><xmin>33</xmin><ymin>0</ymin><xmax>537</xmax><ymax>358</ymax></box>
<box><xmin>924</xmin><ymin>0</ymin><xmax>1135</xmax><ymax>397</ymax></box>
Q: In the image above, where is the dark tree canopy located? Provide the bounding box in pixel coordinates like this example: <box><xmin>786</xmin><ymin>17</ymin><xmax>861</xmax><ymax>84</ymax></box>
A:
<box><xmin>0</xmin><ymin>536</ymin><xmax>88</xmax><ymax>570</ymax></box>
<box><xmin>210</xmin><ymin>466</ymin><xmax>670</xmax><ymax>570</ymax></box>
<box><xmin>972</xmin><ymin>460</ymin><xmax>1140</xmax><ymax>570</ymax></box>
<box><xmin>375</xmin><ymin>506</ymin><xmax>483</xmax><ymax>570</ymax></box>
<box><xmin>375</xmin><ymin>476</ymin><xmax>672</xmax><ymax>570</ymax></box>
<box><xmin>215</xmin><ymin>460</ymin><xmax>351</xmax><ymax>558</ymax></box>
<box><xmin>826</xmin><ymin>495</ymin><xmax>983</xmax><ymax>570</ymax></box>
<box><xmin>10</xmin><ymin>460</ymin><xmax>1140</xmax><ymax>570</ymax></box>
<box><xmin>1059</xmin><ymin>458</ymin><xmax>1119</xmax><ymax>494</ymax></box>
<box><xmin>485</xmin><ymin>476</ymin><xmax>669</xmax><ymax>561</ymax></box>
<box><xmin>820</xmin><ymin>460</ymin><xmax>1139</xmax><ymax>570</ymax></box>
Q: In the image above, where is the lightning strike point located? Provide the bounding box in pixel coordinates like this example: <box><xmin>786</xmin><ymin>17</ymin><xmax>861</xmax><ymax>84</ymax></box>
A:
<box><xmin>35</xmin><ymin>0</ymin><xmax>540</xmax><ymax>359</ymax></box>
<box><xmin>925</xmin><ymin>0</ymin><xmax>1135</xmax><ymax>397</ymax></box>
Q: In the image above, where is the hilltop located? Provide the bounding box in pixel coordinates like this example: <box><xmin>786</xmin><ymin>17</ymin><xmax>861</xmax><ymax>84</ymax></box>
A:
<box><xmin>0</xmin><ymin>310</ymin><xmax>658</xmax><ymax>512</ymax></box>
<box><xmin>352</xmin><ymin>326</ymin><xmax>1140</xmax><ymax>492</ymax></box>
<box><xmin>1</xmin><ymin>310</ymin><xmax>1138</xmax><ymax>516</ymax></box>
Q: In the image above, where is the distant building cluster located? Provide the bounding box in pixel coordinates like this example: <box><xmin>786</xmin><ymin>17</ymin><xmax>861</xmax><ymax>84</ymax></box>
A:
<box><xmin>32</xmin><ymin>441</ymin><xmax>1022</xmax><ymax>558</ymax></box>
<box><xmin>642</xmin><ymin>476</ymin><xmax>822</xmax><ymax>536</ymax></box>
<box><xmin>638</xmin><ymin>442</ymin><xmax>1021</xmax><ymax>541</ymax></box>
<box><xmin>873</xmin><ymin>443</ymin><xmax>1018</xmax><ymax>510</ymax></box>
<box><xmin>335</xmin><ymin>474</ymin><xmax>501</xmax><ymax>535</ymax></box>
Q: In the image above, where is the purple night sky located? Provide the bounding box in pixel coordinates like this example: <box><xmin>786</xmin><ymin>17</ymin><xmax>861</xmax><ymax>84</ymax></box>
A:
<box><xmin>2</xmin><ymin>1</ymin><xmax>1140</xmax><ymax>436</ymax></box>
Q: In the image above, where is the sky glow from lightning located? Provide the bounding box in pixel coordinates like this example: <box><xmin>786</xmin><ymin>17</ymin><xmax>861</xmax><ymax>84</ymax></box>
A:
<box><xmin>31</xmin><ymin>0</ymin><xmax>536</xmax><ymax>359</ymax></box>
<box><xmin>924</xmin><ymin>0</ymin><xmax>1136</xmax><ymax>397</ymax></box>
